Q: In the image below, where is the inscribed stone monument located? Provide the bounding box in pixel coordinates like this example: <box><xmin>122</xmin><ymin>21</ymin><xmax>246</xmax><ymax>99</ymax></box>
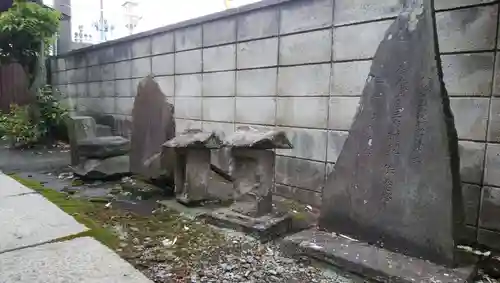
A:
<box><xmin>130</xmin><ymin>76</ymin><xmax>175</xmax><ymax>180</ymax></box>
<box><xmin>319</xmin><ymin>0</ymin><xmax>463</xmax><ymax>266</ymax></box>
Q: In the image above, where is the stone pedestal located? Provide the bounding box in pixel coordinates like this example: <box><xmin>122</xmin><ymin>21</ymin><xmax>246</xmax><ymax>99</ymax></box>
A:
<box><xmin>66</xmin><ymin>116</ymin><xmax>96</xmax><ymax>166</ymax></box>
<box><xmin>163</xmin><ymin>130</ymin><xmax>222</xmax><ymax>205</ymax></box>
<box><xmin>205</xmin><ymin>127</ymin><xmax>294</xmax><ymax>241</ymax></box>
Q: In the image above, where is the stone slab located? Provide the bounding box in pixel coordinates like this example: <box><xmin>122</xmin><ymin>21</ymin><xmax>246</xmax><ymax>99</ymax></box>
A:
<box><xmin>0</xmin><ymin>193</ymin><xmax>87</xmax><ymax>253</ymax></box>
<box><xmin>281</xmin><ymin>229</ymin><xmax>476</xmax><ymax>283</ymax></box>
<box><xmin>0</xmin><ymin>174</ymin><xmax>34</xmax><ymax>198</ymax></box>
<box><xmin>77</xmin><ymin>136</ymin><xmax>130</xmax><ymax>159</ymax></box>
<box><xmin>203</xmin><ymin>207</ymin><xmax>292</xmax><ymax>243</ymax></box>
<box><xmin>320</xmin><ymin>0</ymin><xmax>463</xmax><ymax>265</ymax></box>
<box><xmin>0</xmin><ymin>237</ymin><xmax>152</xmax><ymax>283</ymax></box>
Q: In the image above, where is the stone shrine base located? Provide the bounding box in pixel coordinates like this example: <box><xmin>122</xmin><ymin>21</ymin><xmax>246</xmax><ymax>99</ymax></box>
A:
<box><xmin>203</xmin><ymin>205</ymin><xmax>293</xmax><ymax>242</ymax></box>
<box><xmin>281</xmin><ymin>229</ymin><xmax>477</xmax><ymax>283</ymax></box>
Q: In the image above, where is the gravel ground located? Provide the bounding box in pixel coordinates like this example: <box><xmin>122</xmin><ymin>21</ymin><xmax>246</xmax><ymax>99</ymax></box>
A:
<box><xmin>141</xmin><ymin>227</ymin><xmax>361</xmax><ymax>283</ymax></box>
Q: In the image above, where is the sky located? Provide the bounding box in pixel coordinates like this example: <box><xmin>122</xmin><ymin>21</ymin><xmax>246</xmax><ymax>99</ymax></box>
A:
<box><xmin>44</xmin><ymin>0</ymin><xmax>261</xmax><ymax>43</ymax></box>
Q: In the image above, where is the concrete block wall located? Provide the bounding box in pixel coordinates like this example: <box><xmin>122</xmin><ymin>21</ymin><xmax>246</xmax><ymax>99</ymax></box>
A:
<box><xmin>50</xmin><ymin>0</ymin><xmax>500</xmax><ymax>249</ymax></box>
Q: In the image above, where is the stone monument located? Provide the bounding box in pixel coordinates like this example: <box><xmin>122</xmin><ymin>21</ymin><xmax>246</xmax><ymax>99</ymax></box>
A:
<box><xmin>282</xmin><ymin>1</ymin><xmax>474</xmax><ymax>281</ymax></box>
<box><xmin>130</xmin><ymin>76</ymin><xmax>175</xmax><ymax>183</ymax></box>
<box><xmin>163</xmin><ymin>129</ymin><xmax>222</xmax><ymax>205</ymax></box>
<box><xmin>205</xmin><ymin>126</ymin><xmax>294</xmax><ymax>241</ymax></box>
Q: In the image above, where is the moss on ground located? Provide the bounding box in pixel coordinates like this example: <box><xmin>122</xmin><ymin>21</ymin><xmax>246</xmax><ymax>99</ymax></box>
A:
<box><xmin>11</xmin><ymin>175</ymin><xmax>227</xmax><ymax>281</ymax></box>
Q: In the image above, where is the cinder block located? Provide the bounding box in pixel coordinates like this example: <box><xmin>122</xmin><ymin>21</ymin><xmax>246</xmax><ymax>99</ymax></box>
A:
<box><xmin>459</xmin><ymin>141</ymin><xmax>486</xmax><ymax>184</ymax></box>
<box><xmin>155</xmin><ymin>76</ymin><xmax>174</xmax><ymax>97</ymax></box>
<box><xmin>436</xmin><ymin>5</ymin><xmax>498</xmax><ymax>53</ymax></box>
<box><xmin>76</xmin><ymin>83</ymin><xmax>87</xmax><ymax>97</ymax></box>
<box><xmin>176</xmin><ymin>119</ymin><xmax>202</xmax><ymax>134</ymax></box>
<box><xmin>175</xmin><ymin>26</ymin><xmax>202</xmax><ymax>51</ymax></box>
<box><xmin>115</xmin><ymin>97</ymin><xmax>134</xmax><ymax>115</ymax></box>
<box><xmin>450</xmin><ymin>97</ymin><xmax>489</xmax><ymax>141</ymax></box>
<box><xmin>462</xmin><ymin>183</ymin><xmax>481</xmax><ymax>226</ymax></box>
<box><xmin>66</xmin><ymin>84</ymin><xmax>77</xmax><ymax>98</ymax></box>
<box><xmin>279</xmin><ymin>29</ymin><xmax>332</xmax><ymax>65</ymax></box>
<box><xmin>97</xmin><ymin>48</ymin><xmax>115</xmax><ymax>65</ymax></box>
<box><xmin>237</xmin><ymin>38</ymin><xmax>278</xmax><ymax>69</ymax></box>
<box><xmin>202</xmin><ymin>97</ymin><xmax>235</xmax><ymax>122</ymax></box>
<box><xmin>277</xmin><ymin>97</ymin><xmax>329</xmax><ymax>128</ymax></box>
<box><xmin>435</xmin><ymin>0</ymin><xmax>496</xmax><ymax>10</ymax></box>
<box><xmin>333</xmin><ymin>20</ymin><xmax>392</xmax><ymax>61</ymax></box>
<box><xmin>235</xmin><ymin>97</ymin><xmax>276</xmax><ymax>125</ymax></box>
<box><xmin>101</xmin><ymin>63</ymin><xmax>115</xmax><ymax>81</ymax></box>
<box><xmin>202</xmin><ymin>71</ymin><xmax>235</xmax><ymax>97</ymax></box>
<box><xmin>115</xmin><ymin>61</ymin><xmax>131</xmax><ymax>79</ymax></box>
<box><xmin>175</xmin><ymin>74</ymin><xmax>202</xmax><ymax>97</ymax></box>
<box><xmin>488</xmin><ymin>97</ymin><xmax>500</xmax><ymax>142</ymax></box>
<box><xmin>131</xmin><ymin>78</ymin><xmax>142</xmax><ymax>96</ymax></box>
<box><xmin>56</xmin><ymin>85</ymin><xmax>68</xmax><ymax>98</ymax></box>
<box><xmin>131</xmin><ymin>38</ymin><xmax>151</xmax><ymax>58</ymax></box>
<box><xmin>276</xmin><ymin>127</ymin><xmax>328</xmax><ymax>162</ymax></box>
<box><xmin>88</xmin><ymin>82</ymin><xmax>100</xmax><ymax>98</ymax></box>
<box><xmin>485</xmin><ymin>144</ymin><xmax>500</xmax><ymax>187</ymax></box>
<box><xmin>152</xmin><ymin>32</ymin><xmax>174</xmax><ymax>55</ymax></box>
<box><xmin>274</xmin><ymin>184</ymin><xmax>321</xmax><ymax>207</ymax></box>
<box><xmin>131</xmin><ymin>57</ymin><xmax>151</xmax><ymax>78</ymax></box>
<box><xmin>236</xmin><ymin>68</ymin><xmax>277</xmax><ymax>96</ymax></box>
<box><xmin>86</xmin><ymin>50</ymin><xmax>99</xmax><ymax>67</ymax></box>
<box><xmin>99</xmin><ymin>81</ymin><xmax>115</xmax><ymax>97</ymax></box>
<box><xmin>87</xmin><ymin>65</ymin><xmax>101</xmax><ymax>82</ymax></box>
<box><xmin>59</xmin><ymin>98</ymin><xmax>77</xmax><ymax>111</ymax></box>
<box><xmin>174</xmin><ymin>97</ymin><xmax>202</xmax><ymax>120</ymax></box>
<box><xmin>275</xmin><ymin>156</ymin><xmax>326</xmax><ymax>192</ymax></box>
<box><xmin>442</xmin><ymin>53</ymin><xmax>494</xmax><ymax>96</ymax></box>
<box><xmin>332</xmin><ymin>61</ymin><xmax>371</xmax><ymax>96</ymax></box>
<box><xmin>327</xmin><ymin>130</ymin><xmax>348</xmax><ymax>163</ymax></box>
<box><xmin>277</xmin><ymin>64</ymin><xmax>330</xmax><ymax>96</ymax></box>
<box><xmin>280</xmin><ymin>0</ymin><xmax>334</xmax><ymax>34</ymax></box>
<box><xmin>334</xmin><ymin>0</ymin><xmax>402</xmax><ymax>26</ymax></box>
<box><xmin>237</xmin><ymin>7</ymin><xmax>279</xmax><ymax>41</ymax></box>
<box><xmin>203</xmin><ymin>17</ymin><xmax>236</xmax><ymax>46</ymax></box>
<box><xmin>101</xmin><ymin>97</ymin><xmax>116</xmax><ymax>114</ymax></box>
<box><xmin>56</xmin><ymin>58</ymin><xmax>66</xmax><ymax>71</ymax></box>
<box><xmin>115</xmin><ymin>80</ymin><xmax>132</xmax><ymax>97</ymax></box>
<box><xmin>175</xmin><ymin>50</ymin><xmax>202</xmax><ymax>74</ymax></box>
<box><xmin>493</xmin><ymin>53</ymin><xmax>500</xmax><ymax>96</ymax></box>
<box><xmin>55</xmin><ymin>71</ymin><xmax>67</xmax><ymax>85</ymax></box>
<box><xmin>73</xmin><ymin>54</ymin><xmax>87</xmax><ymax>69</ymax></box>
<box><xmin>203</xmin><ymin>45</ymin><xmax>236</xmax><ymax>72</ymax></box>
<box><xmin>478</xmin><ymin>228</ymin><xmax>500</xmax><ymax>250</ymax></box>
<box><xmin>113</xmin><ymin>44</ymin><xmax>132</xmax><ymax>62</ymax></box>
<box><xmin>152</xmin><ymin>54</ymin><xmax>174</xmax><ymax>76</ymax></box>
<box><xmin>73</xmin><ymin>68</ymin><xmax>87</xmax><ymax>84</ymax></box>
<box><xmin>479</xmin><ymin>186</ymin><xmax>500</xmax><ymax>231</ymax></box>
<box><xmin>328</xmin><ymin>97</ymin><xmax>361</xmax><ymax>131</ymax></box>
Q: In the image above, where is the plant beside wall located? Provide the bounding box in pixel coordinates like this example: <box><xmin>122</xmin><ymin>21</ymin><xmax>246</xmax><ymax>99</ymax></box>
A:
<box><xmin>0</xmin><ymin>1</ymin><xmax>68</xmax><ymax>147</ymax></box>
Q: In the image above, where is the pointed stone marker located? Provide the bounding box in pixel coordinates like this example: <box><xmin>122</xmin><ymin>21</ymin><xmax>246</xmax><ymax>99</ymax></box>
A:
<box><xmin>318</xmin><ymin>0</ymin><xmax>463</xmax><ymax>266</ymax></box>
<box><xmin>130</xmin><ymin>76</ymin><xmax>175</xmax><ymax>181</ymax></box>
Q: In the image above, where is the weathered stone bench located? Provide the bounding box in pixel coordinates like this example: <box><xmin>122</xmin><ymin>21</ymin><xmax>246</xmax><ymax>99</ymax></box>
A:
<box><xmin>66</xmin><ymin>116</ymin><xmax>131</xmax><ymax>179</ymax></box>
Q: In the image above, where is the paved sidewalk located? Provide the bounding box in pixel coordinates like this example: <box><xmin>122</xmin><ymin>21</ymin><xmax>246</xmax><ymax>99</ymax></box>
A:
<box><xmin>0</xmin><ymin>173</ymin><xmax>152</xmax><ymax>283</ymax></box>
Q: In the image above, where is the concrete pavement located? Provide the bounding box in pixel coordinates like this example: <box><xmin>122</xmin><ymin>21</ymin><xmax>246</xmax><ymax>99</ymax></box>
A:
<box><xmin>0</xmin><ymin>173</ymin><xmax>152</xmax><ymax>283</ymax></box>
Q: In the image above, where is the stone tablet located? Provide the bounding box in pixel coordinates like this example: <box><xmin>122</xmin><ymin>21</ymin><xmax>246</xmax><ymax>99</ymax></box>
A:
<box><xmin>319</xmin><ymin>0</ymin><xmax>463</xmax><ymax>266</ymax></box>
<box><xmin>130</xmin><ymin>76</ymin><xmax>175</xmax><ymax>179</ymax></box>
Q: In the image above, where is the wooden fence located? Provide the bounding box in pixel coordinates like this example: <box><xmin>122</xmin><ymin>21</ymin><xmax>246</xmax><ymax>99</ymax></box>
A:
<box><xmin>0</xmin><ymin>63</ymin><xmax>35</xmax><ymax>113</ymax></box>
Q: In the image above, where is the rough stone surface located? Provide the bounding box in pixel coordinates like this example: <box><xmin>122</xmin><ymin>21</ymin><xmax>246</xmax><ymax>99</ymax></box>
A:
<box><xmin>0</xmin><ymin>237</ymin><xmax>153</xmax><ymax>283</ymax></box>
<box><xmin>66</xmin><ymin>116</ymin><xmax>97</xmax><ymax>165</ymax></box>
<box><xmin>281</xmin><ymin>230</ymin><xmax>475</xmax><ymax>283</ymax></box>
<box><xmin>77</xmin><ymin>136</ymin><xmax>130</xmax><ymax>159</ymax></box>
<box><xmin>163</xmin><ymin>129</ymin><xmax>222</xmax><ymax>149</ymax></box>
<box><xmin>0</xmin><ymin>193</ymin><xmax>87</xmax><ymax>253</ymax></box>
<box><xmin>174</xmin><ymin>149</ymin><xmax>211</xmax><ymax>205</ymax></box>
<box><xmin>72</xmin><ymin>155</ymin><xmax>130</xmax><ymax>180</ymax></box>
<box><xmin>320</xmin><ymin>1</ymin><xmax>463</xmax><ymax>265</ymax></box>
<box><xmin>130</xmin><ymin>76</ymin><xmax>175</xmax><ymax>180</ymax></box>
<box><xmin>224</xmin><ymin>126</ymin><xmax>292</xmax><ymax>149</ymax></box>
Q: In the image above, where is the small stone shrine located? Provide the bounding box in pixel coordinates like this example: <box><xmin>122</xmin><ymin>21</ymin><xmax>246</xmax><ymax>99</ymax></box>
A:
<box><xmin>282</xmin><ymin>1</ymin><xmax>475</xmax><ymax>282</ymax></box>
<box><xmin>162</xmin><ymin>129</ymin><xmax>222</xmax><ymax>205</ymax></box>
<box><xmin>205</xmin><ymin>126</ymin><xmax>294</xmax><ymax>241</ymax></box>
<box><xmin>67</xmin><ymin>116</ymin><xmax>131</xmax><ymax>179</ymax></box>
